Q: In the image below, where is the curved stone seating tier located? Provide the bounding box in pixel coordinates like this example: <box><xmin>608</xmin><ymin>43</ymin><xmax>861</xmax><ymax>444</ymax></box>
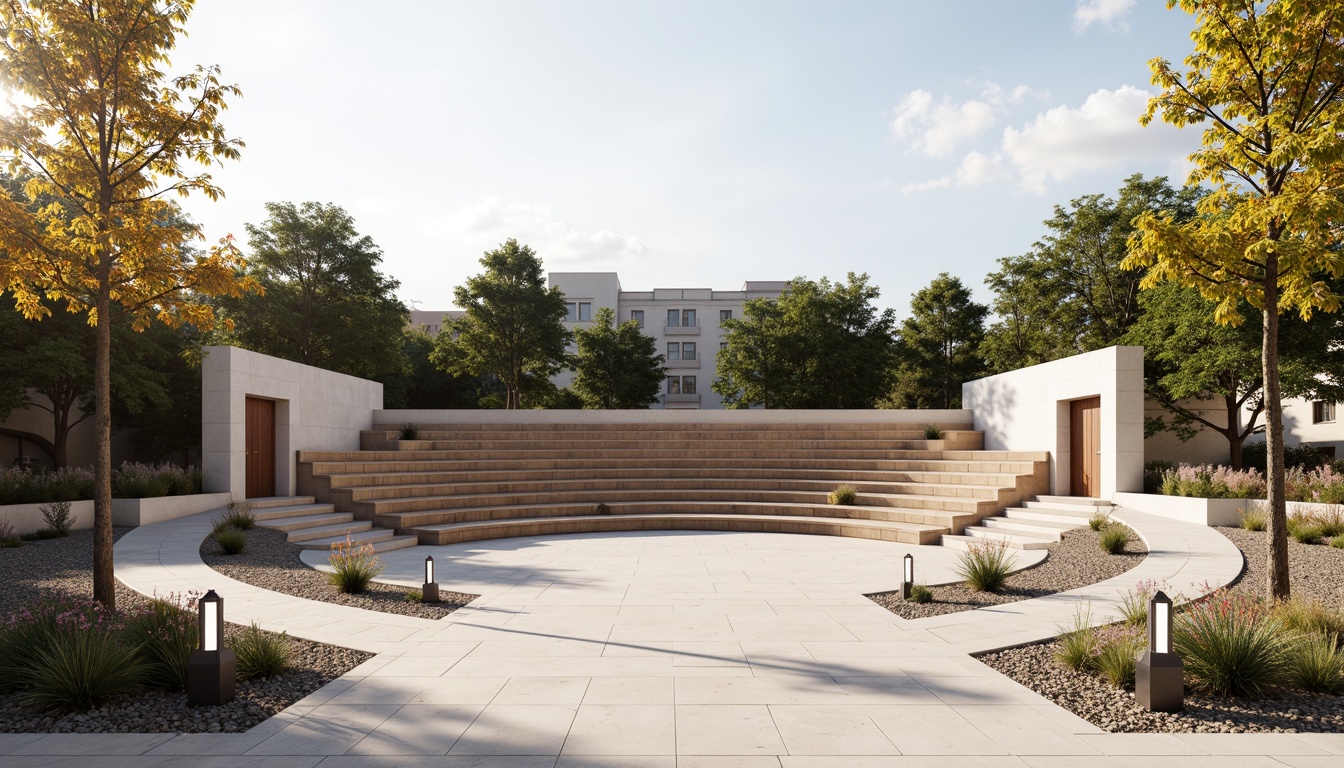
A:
<box><xmin>296</xmin><ymin>421</ymin><xmax>1049</xmax><ymax>548</ymax></box>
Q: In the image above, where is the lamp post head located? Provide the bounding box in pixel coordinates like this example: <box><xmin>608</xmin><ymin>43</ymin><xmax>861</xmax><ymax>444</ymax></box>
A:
<box><xmin>198</xmin><ymin>590</ymin><xmax>224</xmax><ymax>653</ymax></box>
<box><xmin>903</xmin><ymin>553</ymin><xmax>914</xmax><ymax>584</ymax></box>
<box><xmin>1149</xmin><ymin>590</ymin><xmax>1173</xmax><ymax>655</ymax></box>
<box><xmin>425</xmin><ymin>555</ymin><xmax>435</xmax><ymax>585</ymax></box>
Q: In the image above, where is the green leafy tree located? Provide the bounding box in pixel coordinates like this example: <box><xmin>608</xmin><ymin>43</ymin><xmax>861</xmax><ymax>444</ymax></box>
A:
<box><xmin>0</xmin><ymin>0</ymin><xmax>253</xmax><ymax>609</ymax></box>
<box><xmin>889</xmin><ymin>273</ymin><xmax>988</xmax><ymax>409</ymax></box>
<box><xmin>395</xmin><ymin>326</ymin><xmax>482</xmax><ymax>409</ymax></box>
<box><xmin>432</xmin><ymin>239</ymin><xmax>570</xmax><ymax>409</ymax></box>
<box><xmin>981</xmin><ymin>175</ymin><xmax>1200</xmax><ymax>373</ymax></box>
<box><xmin>222</xmin><ymin>201</ymin><xmax>409</xmax><ymax>385</ymax></box>
<box><xmin>571</xmin><ymin>307</ymin><xmax>665</xmax><ymax>409</ymax></box>
<box><xmin>1124</xmin><ymin>0</ymin><xmax>1344</xmax><ymax>600</ymax></box>
<box><xmin>1123</xmin><ymin>283</ymin><xmax>1344</xmax><ymax>469</ymax></box>
<box><xmin>713</xmin><ymin>274</ymin><xmax>897</xmax><ymax>409</ymax></box>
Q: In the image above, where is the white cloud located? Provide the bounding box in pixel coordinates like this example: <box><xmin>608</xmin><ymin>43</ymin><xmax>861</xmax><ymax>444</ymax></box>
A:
<box><xmin>889</xmin><ymin>89</ymin><xmax>998</xmax><ymax>157</ymax></box>
<box><xmin>902</xmin><ymin>150</ymin><xmax>1006</xmax><ymax>193</ymax></box>
<box><xmin>1073</xmin><ymin>0</ymin><xmax>1136</xmax><ymax>32</ymax></box>
<box><xmin>1001</xmin><ymin>85</ymin><xmax>1189</xmax><ymax>193</ymax></box>
<box><xmin>430</xmin><ymin>196</ymin><xmax>645</xmax><ymax>267</ymax></box>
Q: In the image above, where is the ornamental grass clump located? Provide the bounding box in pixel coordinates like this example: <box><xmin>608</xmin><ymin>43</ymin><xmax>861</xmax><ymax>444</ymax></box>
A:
<box><xmin>1158</xmin><ymin>464</ymin><xmax>1265</xmax><ymax>499</ymax></box>
<box><xmin>0</xmin><ymin>513</ymin><xmax>21</xmax><ymax>548</ymax></box>
<box><xmin>1098</xmin><ymin>524</ymin><xmax>1131</xmax><ymax>554</ymax></box>
<box><xmin>1287</xmin><ymin>515</ymin><xmax>1326</xmax><ymax>544</ymax></box>
<box><xmin>2</xmin><ymin>597</ymin><xmax>145</xmax><ymax>712</ymax></box>
<box><xmin>1055</xmin><ymin>608</ymin><xmax>1099</xmax><ymax>671</ymax></box>
<box><xmin>1094</xmin><ymin>624</ymin><xmax>1146</xmax><ymax>689</ymax></box>
<box><xmin>1172</xmin><ymin>589</ymin><xmax>1291</xmax><ymax>698</ymax></box>
<box><xmin>122</xmin><ymin>593</ymin><xmax>198</xmax><ymax>691</ymax></box>
<box><xmin>220</xmin><ymin>500</ymin><xmax>256</xmax><ymax>530</ymax></box>
<box><xmin>399</xmin><ymin>422</ymin><xmax>419</xmax><ymax>440</ymax></box>
<box><xmin>1272</xmin><ymin>597</ymin><xmax>1344</xmax><ymax>639</ymax></box>
<box><xmin>907</xmin><ymin>584</ymin><xmax>933</xmax><ymax>604</ymax></box>
<box><xmin>923</xmin><ymin>424</ymin><xmax>944</xmax><ymax>440</ymax></box>
<box><xmin>232</xmin><ymin>621</ymin><xmax>293</xmax><ymax>679</ymax></box>
<box><xmin>1088</xmin><ymin>510</ymin><xmax>1110</xmax><ymax>531</ymax></box>
<box><xmin>1287</xmin><ymin>633</ymin><xmax>1344</xmax><ymax>694</ymax></box>
<box><xmin>827</xmin><ymin>484</ymin><xmax>857</xmax><ymax>506</ymax></box>
<box><xmin>1239</xmin><ymin>507</ymin><xmax>1267</xmax><ymax>531</ymax></box>
<box><xmin>329</xmin><ymin>536</ymin><xmax>384</xmax><ymax>593</ymax></box>
<box><xmin>1117</xmin><ymin>579</ymin><xmax>1172</xmax><ymax>628</ymax></box>
<box><xmin>954</xmin><ymin>540</ymin><xmax>1016</xmax><ymax>593</ymax></box>
<box><xmin>1333</xmin><ymin>535</ymin><xmax>1344</xmax><ymax>549</ymax></box>
<box><xmin>39</xmin><ymin>500</ymin><xmax>74</xmax><ymax>537</ymax></box>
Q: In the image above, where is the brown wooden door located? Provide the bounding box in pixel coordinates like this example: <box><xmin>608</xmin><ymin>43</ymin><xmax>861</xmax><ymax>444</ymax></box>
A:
<box><xmin>1070</xmin><ymin>396</ymin><xmax>1102</xmax><ymax>497</ymax></box>
<box><xmin>245</xmin><ymin>397</ymin><xmax>276</xmax><ymax>498</ymax></box>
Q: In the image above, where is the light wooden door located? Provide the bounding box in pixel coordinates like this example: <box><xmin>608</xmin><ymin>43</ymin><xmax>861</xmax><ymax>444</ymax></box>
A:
<box><xmin>1070</xmin><ymin>396</ymin><xmax>1101</xmax><ymax>498</ymax></box>
<box><xmin>245</xmin><ymin>397</ymin><xmax>276</xmax><ymax>498</ymax></box>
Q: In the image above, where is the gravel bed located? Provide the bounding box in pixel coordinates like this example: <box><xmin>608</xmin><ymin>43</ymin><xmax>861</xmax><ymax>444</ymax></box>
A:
<box><xmin>0</xmin><ymin>529</ymin><xmax>372</xmax><ymax>734</ymax></box>
<box><xmin>978</xmin><ymin>525</ymin><xmax>1344</xmax><ymax>733</ymax></box>
<box><xmin>201</xmin><ymin>526</ymin><xmax>477</xmax><ymax>619</ymax></box>
<box><xmin>869</xmin><ymin>527</ymin><xmax>1148</xmax><ymax>619</ymax></box>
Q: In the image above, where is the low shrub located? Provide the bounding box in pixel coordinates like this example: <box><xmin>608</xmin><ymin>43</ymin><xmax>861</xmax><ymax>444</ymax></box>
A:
<box><xmin>1287</xmin><ymin>516</ymin><xmax>1325</xmax><ymax>544</ymax></box>
<box><xmin>1099</xmin><ymin>525</ymin><xmax>1131</xmax><ymax>555</ymax></box>
<box><xmin>220</xmin><ymin>501</ymin><xmax>256</xmax><ymax>531</ymax></box>
<box><xmin>0</xmin><ymin>466</ymin><xmax>95</xmax><ymax>505</ymax></box>
<box><xmin>1088</xmin><ymin>511</ymin><xmax>1110</xmax><ymax>531</ymax></box>
<box><xmin>1094</xmin><ymin>624</ymin><xmax>1145</xmax><ymax>689</ymax></box>
<box><xmin>40</xmin><ymin>501</ymin><xmax>73</xmax><ymax>536</ymax></box>
<box><xmin>827</xmin><ymin>484</ymin><xmax>857</xmax><ymax>506</ymax></box>
<box><xmin>954</xmin><ymin>540</ymin><xmax>1016</xmax><ymax>593</ymax></box>
<box><xmin>122</xmin><ymin>593</ymin><xmax>198</xmax><ymax>691</ymax></box>
<box><xmin>923</xmin><ymin>424</ymin><xmax>944</xmax><ymax>440</ymax></box>
<box><xmin>21</xmin><ymin>631</ymin><xmax>146</xmax><ymax>713</ymax></box>
<box><xmin>907</xmin><ymin>584</ymin><xmax>933</xmax><ymax>604</ymax></box>
<box><xmin>232</xmin><ymin>622</ymin><xmax>292</xmax><ymax>679</ymax></box>
<box><xmin>215</xmin><ymin>527</ymin><xmax>246</xmax><ymax>555</ymax></box>
<box><xmin>1172</xmin><ymin>589</ymin><xmax>1291</xmax><ymax>698</ymax></box>
<box><xmin>0</xmin><ymin>536</ymin><xmax>21</xmax><ymax>548</ymax></box>
<box><xmin>1055</xmin><ymin>609</ymin><xmax>1098</xmax><ymax>671</ymax></box>
<box><xmin>0</xmin><ymin>514</ymin><xmax>19</xmax><ymax>547</ymax></box>
<box><xmin>329</xmin><ymin>537</ymin><xmax>384</xmax><ymax>593</ymax></box>
<box><xmin>399</xmin><ymin>422</ymin><xmax>419</xmax><ymax>440</ymax></box>
<box><xmin>1288</xmin><ymin>633</ymin><xmax>1344</xmax><ymax>694</ymax></box>
<box><xmin>1158</xmin><ymin>464</ymin><xmax>1265</xmax><ymax>499</ymax></box>
<box><xmin>1239</xmin><ymin>507</ymin><xmax>1267</xmax><ymax>531</ymax></box>
<box><xmin>33</xmin><ymin>527</ymin><xmax>64</xmax><ymax>540</ymax></box>
<box><xmin>1143</xmin><ymin>460</ymin><xmax>1175</xmax><ymax>494</ymax></box>
<box><xmin>1117</xmin><ymin>579</ymin><xmax>1171</xmax><ymax>627</ymax></box>
<box><xmin>404</xmin><ymin>589</ymin><xmax>423</xmax><ymax>603</ymax></box>
<box><xmin>1333</xmin><ymin>535</ymin><xmax>1344</xmax><ymax>549</ymax></box>
<box><xmin>110</xmin><ymin>462</ymin><xmax>170</xmax><ymax>499</ymax></box>
<box><xmin>1272</xmin><ymin>597</ymin><xmax>1344</xmax><ymax>639</ymax></box>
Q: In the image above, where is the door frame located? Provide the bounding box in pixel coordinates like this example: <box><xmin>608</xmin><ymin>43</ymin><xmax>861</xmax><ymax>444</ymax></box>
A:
<box><xmin>1069</xmin><ymin>396</ymin><xmax>1102</xmax><ymax>498</ymax></box>
<box><xmin>244</xmin><ymin>396</ymin><xmax>277</xmax><ymax>499</ymax></box>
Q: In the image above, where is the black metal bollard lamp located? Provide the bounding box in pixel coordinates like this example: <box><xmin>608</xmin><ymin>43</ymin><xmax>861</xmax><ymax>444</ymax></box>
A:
<box><xmin>901</xmin><ymin>553</ymin><xmax>914</xmax><ymax>600</ymax></box>
<box><xmin>422</xmin><ymin>555</ymin><xmax>440</xmax><ymax>603</ymax></box>
<box><xmin>187</xmin><ymin>590</ymin><xmax>237</xmax><ymax>706</ymax></box>
<box><xmin>1135</xmin><ymin>590</ymin><xmax>1183</xmax><ymax>712</ymax></box>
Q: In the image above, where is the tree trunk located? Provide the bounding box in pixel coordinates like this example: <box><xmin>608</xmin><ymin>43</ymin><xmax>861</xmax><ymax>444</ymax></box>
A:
<box><xmin>93</xmin><ymin>277</ymin><xmax>115</xmax><ymax>610</ymax></box>
<box><xmin>1262</xmin><ymin>263</ymin><xmax>1290</xmax><ymax>601</ymax></box>
<box><xmin>1226</xmin><ymin>394</ymin><xmax>1244</xmax><ymax>470</ymax></box>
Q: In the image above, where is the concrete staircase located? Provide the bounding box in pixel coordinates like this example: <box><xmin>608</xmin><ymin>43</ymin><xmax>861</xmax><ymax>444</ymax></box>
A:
<box><xmin>940</xmin><ymin>495</ymin><xmax>1111</xmax><ymax>551</ymax></box>
<box><xmin>296</xmin><ymin>421</ymin><xmax>1051</xmax><ymax>549</ymax></box>
<box><xmin>247</xmin><ymin>495</ymin><xmax>418</xmax><ymax>553</ymax></box>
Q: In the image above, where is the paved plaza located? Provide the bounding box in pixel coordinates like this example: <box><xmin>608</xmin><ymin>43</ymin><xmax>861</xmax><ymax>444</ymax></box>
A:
<box><xmin>1</xmin><ymin>506</ymin><xmax>1341</xmax><ymax>766</ymax></box>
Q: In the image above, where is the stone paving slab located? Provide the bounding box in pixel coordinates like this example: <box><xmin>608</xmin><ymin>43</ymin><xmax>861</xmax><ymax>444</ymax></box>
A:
<box><xmin>15</xmin><ymin>503</ymin><xmax>1308</xmax><ymax>765</ymax></box>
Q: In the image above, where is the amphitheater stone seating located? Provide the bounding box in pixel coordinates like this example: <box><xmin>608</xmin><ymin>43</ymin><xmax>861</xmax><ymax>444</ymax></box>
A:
<box><xmin>294</xmin><ymin>420</ymin><xmax>1050</xmax><ymax>549</ymax></box>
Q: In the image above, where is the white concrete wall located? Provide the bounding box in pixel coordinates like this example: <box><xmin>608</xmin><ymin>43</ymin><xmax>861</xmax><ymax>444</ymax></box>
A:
<box><xmin>1143</xmin><ymin>396</ymin><xmax>1240</xmax><ymax>467</ymax></box>
<box><xmin>202</xmin><ymin>346</ymin><xmax>383</xmax><ymax>497</ymax></box>
<box><xmin>962</xmin><ymin>346</ymin><xmax>1144</xmax><ymax>498</ymax></box>
<box><xmin>375</xmin><ymin>408</ymin><xmax>972</xmax><ymax>426</ymax></box>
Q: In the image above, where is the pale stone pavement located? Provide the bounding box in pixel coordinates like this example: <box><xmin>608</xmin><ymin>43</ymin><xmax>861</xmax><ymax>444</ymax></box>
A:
<box><xmin>2</xmin><ymin>506</ymin><xmax>1341</xmax><ymax>767</ymax></box>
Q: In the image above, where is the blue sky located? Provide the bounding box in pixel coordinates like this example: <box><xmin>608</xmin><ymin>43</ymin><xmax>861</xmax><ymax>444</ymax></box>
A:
<box><xmin>172</xmin><ymin>0</ymin><xmax>1203</xmax><ymax>317</ymax></box>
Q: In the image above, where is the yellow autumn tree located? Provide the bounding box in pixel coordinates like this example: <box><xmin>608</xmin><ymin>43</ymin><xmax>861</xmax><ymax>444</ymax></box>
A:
<box><xmin>0</xmin><ymin>0</ymin><xmax>256</xmax><ymax>609</ymax></box>
<box><xmin>1124</xmin><ymin>0</ymin><xmax>1344</xmax><ymax>600</ymax></box>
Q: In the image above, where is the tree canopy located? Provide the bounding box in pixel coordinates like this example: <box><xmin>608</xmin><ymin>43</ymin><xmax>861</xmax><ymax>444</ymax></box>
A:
<box><xmin>571</xmin><ymin>307</ymin><xmax>665</xmax><ymax>409</ymax></box>
<box><xmin>889</xmin><ymin>273</ymin><xmax>987</xmax><ymax>409</ymax></box>
<box><xmin>713</xmin><ymin>273</ymin><xmax>897</xmax><ymax>409</ymax></box>
<box><xmin>1124</xmin><ymin>0</ymin><xmax>1344</xmax><ymax>600</ymax></box>
<box><xmin>220</xmin><ymin>201</ymin><xmax>409</xmax><ymax>386</ymax></box>
<box><xmin>0</xmin><ymin>0</ymin><xmax>252</xmax><ymax>608</ymax></box>
<box><xmin>432</xmin><ymin>239</ymin><xmax>570</xmax><ymax>410</ymax></box>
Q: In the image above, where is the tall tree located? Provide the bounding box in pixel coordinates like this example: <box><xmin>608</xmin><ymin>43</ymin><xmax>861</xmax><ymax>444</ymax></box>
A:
<box><xmin>1123</xmin><ymin>283</ymin><xmax>1344</xmax><ymax>469</ymax></box>
<box><xmin>432</xmin><ymin>239</ymin><xmax>569</xmax><ymax>410</ymax></box>
<box><xmin>1124</xmin><ymin>0</ymin><xmax>1344</xmax><ymax>600</ymax></box>
<box><xmin>222</xmin><ymin>201</ymin><xmax>409</xmax><ymax>384</ymax></box>
<box><xmin>571</xmin><ymin>307</ymin><xmax>665</xmax><ymax>409</ymax></box>
<box><xmin>980</xmin><ymin>175</ymin><xmax>1201</xmax><ymax>373</ymax></box>
<box><xmin>0</xmin><ymin>0</ymin><xmax>252</xmax><ymax>608</ymax></box>
<box><xmin>395</xmin><ymin>326</ymin><xmax>483</xmax><ymax>409</ymax></box>
<box><xmin>713</xmin><ymin>273</ymin><xmax>897</xmax><ymax>409</ymax></box>
<box><xmin>890</xmin><ymin>273</ymin><xmax>988</xmax><ymax>409</ymax></box>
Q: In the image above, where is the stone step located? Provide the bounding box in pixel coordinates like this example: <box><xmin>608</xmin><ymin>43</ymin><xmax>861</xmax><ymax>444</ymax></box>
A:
<box><xmin>959</xmin><ymin>526</ymin><xmax>1057</xmax><ymax>549</ymax></box>
<box><xmin>1036</xmin><ymin>495</ymin><xmax>1112</xmax><ymax>507</ymax></box>
<box><xmin>409</xmin><ymin>513</ymin><xmax>948</xmax><ymax>547</ymax></box>
<box><xmin>251</xmin><ymin>503</ymin><xmax>337</xmax><ymax>522</ymax></box>
<box><xmin>296</xmin><ymin>527</ymin><xmax>398</xmax><ymax>550</ymax></box>
<box><xmin>301</xmin><ymin>456</ymin><xmax>1044</xmax><ymax>475</ymax></box>
<box><xmin>324</xmin><ymin>467</ymin><xmax>1030</xmax><ymax>490</ymax></box>
<box><xmin>285</xmin><ymin>520</ymin><xmax>373</xmax><ymax>543</ymax></box>
<box><xmin>256</xmin><ymin>511</ymin><xmax>353</xmax><ymax>532</ymax></box>
<box><xmin>240</xmin><ymin>496</ymin><xmax>317</xmax><ymax>510</ymax></box>
<box><xmin>978</xmin><ymin>516</ymin><xmax>1074</xmax><ymax>540</ymax></box>
<box><xmin>372</xmin><ymin>422</ymin><xmax>974</xmax><ymax>435</ymax></box>
<box><xmin>1004</xmin><ymin>506</ymin><xmax>1101</xmax><ymax>524</ymax></box>
<box><xmin>1017</xmin><ymin>500</ymin><xmax>1105</xmax><ymax>518</ymax></box>
<box><xmin>392</xmin><ymin>437</ymin><xmax>978</xmax><ymax>452</ymax></box>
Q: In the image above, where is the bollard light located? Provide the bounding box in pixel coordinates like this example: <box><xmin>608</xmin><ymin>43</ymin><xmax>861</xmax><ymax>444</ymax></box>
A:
<box><xmin>901</xmin><ymin>553</ymin><xmax>914</xmax><ymax>600</ymax></box>
<box><xmin>187</xmin><ymin>590</ymin><xmax>237</xmax><ymax>706</ymax></box>
<box><xmin>422</xmin><ymin>555</ymin><xmax>440</xmax><ymax>603</ymax></box>
<box><xmin>1136</xmin><ymin>590</ymin><xmax>1183</xmax><ymax>712</ymax></box>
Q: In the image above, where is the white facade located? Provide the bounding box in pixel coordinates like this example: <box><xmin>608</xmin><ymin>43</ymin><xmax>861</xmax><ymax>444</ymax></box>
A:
<box><xmin>547</xmin><ymin>272</ymin><xmax>787</xmax><ymax>409</ymax></box>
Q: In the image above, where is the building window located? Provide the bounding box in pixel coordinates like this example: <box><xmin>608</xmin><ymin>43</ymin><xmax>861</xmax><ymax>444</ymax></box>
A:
<box><xmin>667</xmin><ymin>342</ymin><xmax>681</xmax><ymax>361</ymax></box>
<box><xmin>720</xmin><ymin>309</ymin><xmax>732</xmax><ymax>324</ymax></box>
<box><xmin>682</xmin><ymin>342</ymin><xmax>696</xmax><ymax>360</ymax></box>
<box><xmin>631</xmin><ymin>310</ymin><xmax>644</xmax><ymax>328</ymax></box>
<box><xmin>1314</xmin><ymin>401</ymin><xmax>1336</xmax><ymax>424</ymax></box>
<box><xmin>666</xmin><ymin>308</ymin><xmax>696</xmax><ymax>327</ymax></box>
<box><xmin>667</xmin><ymin>375</ymin><xmax>697</xmax><ymax>395</ymax></box>
<box><xmin>578</xmin><ymin>302</ymin><xmax>591</xmax><ymax>321</ymax></box>
<box><xmin>566</xmin><ymin>302</ymin><xmax>592</xmax><ymax>322</ymax></box>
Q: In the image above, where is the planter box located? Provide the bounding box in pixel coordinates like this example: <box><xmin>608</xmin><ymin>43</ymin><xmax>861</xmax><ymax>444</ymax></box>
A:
<box><xmin>1113</xmin><ymin>492</ymin><xmax>1246</xmax><ymax>526</ymax></box>
<box><xmin>0</xmin><ymin>493</ymin><xmax>232</xmax><ymax>535</ymax></box>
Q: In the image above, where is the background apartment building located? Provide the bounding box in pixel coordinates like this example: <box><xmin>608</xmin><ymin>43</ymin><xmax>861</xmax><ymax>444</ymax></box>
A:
<box><xmin>548</xmin><ymin>272</ymin><xmax>787</xmax><ymax>409</ymax></box>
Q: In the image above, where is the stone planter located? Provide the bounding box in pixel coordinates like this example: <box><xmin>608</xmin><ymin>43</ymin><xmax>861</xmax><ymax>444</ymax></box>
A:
<box><xmin>0</xmin><ymin>493</ymin><xmax>233</xmax><ymax>535</ymax></box>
